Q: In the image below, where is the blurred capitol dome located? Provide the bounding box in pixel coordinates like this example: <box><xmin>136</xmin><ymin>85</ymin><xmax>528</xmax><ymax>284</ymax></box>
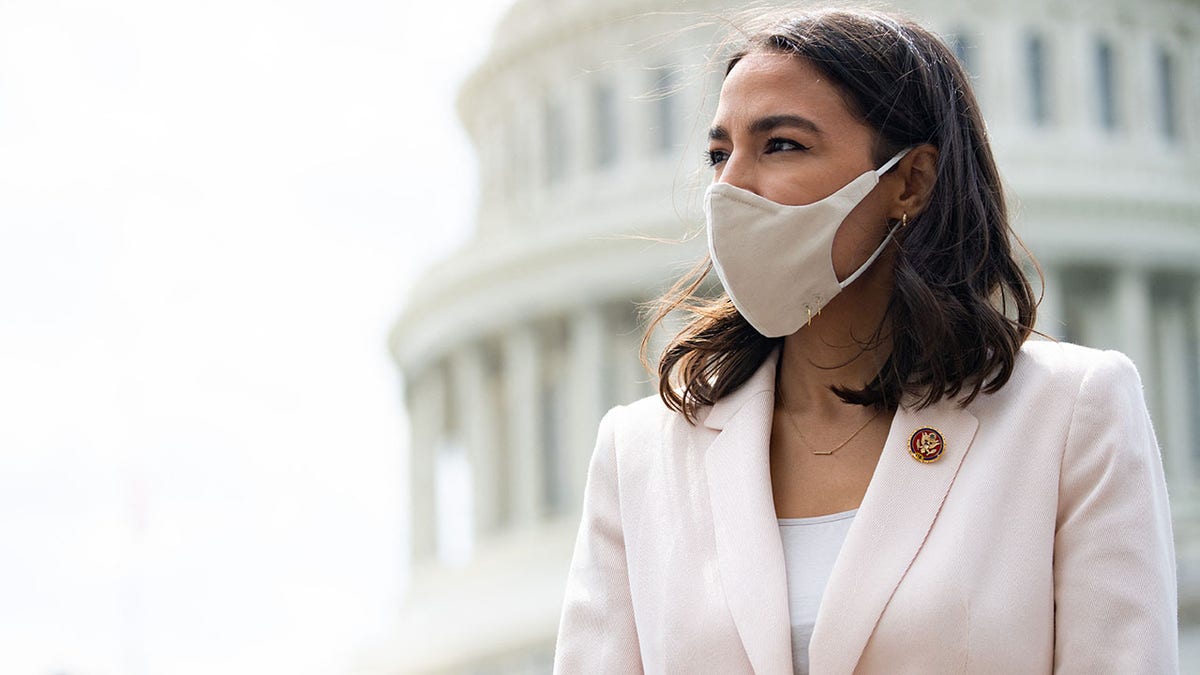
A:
<box><xmin>369</xmin><ymin>0</ymin><xmax>1200</xmax><ymax>672</ymax></box>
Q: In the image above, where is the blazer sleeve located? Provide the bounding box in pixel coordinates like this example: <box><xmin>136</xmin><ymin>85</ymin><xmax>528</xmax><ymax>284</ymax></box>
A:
<box><xmin>553</xmin><ymin>405</ymin><xmax>645</xmax><ymax>674</ymax></box>
<box><xmin>1053</xmin><ymin>350</ymin><xmax>1179</xmax><ymax>673</ymax></box>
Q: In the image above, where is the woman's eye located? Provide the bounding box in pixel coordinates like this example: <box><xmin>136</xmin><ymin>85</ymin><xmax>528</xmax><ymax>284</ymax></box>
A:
<box><xmin>705</xmin><ymin>139</ymin><xmax>806</xmax><ymax>167</ymax></box>
<box><xmin>765</xmin><ymin>137</ymin><xmax>809</xmax><ymax>153</ymax></box>
<box><xmin>705</xmin><ymin>149</ymin><xmax>729</xmax><ymax>167</ymax></box>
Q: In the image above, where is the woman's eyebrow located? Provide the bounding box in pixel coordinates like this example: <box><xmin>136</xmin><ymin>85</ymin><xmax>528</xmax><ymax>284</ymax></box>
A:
<box><xmin>708</xmin><ymin>114</ymin><xmax>823</xmax><ymax>141</ymax></box>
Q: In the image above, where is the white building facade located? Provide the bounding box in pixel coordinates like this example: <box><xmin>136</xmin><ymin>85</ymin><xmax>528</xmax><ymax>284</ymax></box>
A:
<box><xmin>369</xmin><ymin>0</ymin><xmax>1200</xmax><ymax>672</ymax></box>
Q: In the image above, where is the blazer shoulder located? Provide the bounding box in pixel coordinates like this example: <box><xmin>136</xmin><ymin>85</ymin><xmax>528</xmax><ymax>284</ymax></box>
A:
<box><xmin>614</xmin><ymin>392</ymin><xmax>701</xmax><ymax>434</ymax></box>
<box><xmin>599</xmin><ymin>393</ymin><xmax>710</xmax><ymax>478</ymax></box>
<box><xmin>1015</xmin><ymin>338</ymin><xmax>1141</xmax><ymax>386</ymax></box>
<box><xmin>969</xmin><ymin>339</ymin><xmax>1142</xmax><ymax>421</ymax></box>
<box><xmin>1013</xmin><ymin>340</ymin><xmax>1152</xmax><ymax>464</ymax></box>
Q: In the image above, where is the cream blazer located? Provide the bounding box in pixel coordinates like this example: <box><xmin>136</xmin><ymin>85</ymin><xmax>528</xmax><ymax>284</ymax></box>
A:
<box><xmin>552</xmin><ymin>340</ymin><xmax>1178</xmax><ymax>674</ymax></box>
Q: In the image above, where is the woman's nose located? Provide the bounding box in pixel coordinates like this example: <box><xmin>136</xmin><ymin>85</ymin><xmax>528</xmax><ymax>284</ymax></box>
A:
<box><xmin>716</xmin><ymin>153</ymin><xmax>758</xmax><ymax>196</ymax></box>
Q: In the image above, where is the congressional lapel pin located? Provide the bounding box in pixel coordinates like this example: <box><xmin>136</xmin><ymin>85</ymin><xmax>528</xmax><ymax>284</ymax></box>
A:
<box><xmin>909</xmin><ymin>427</ymin><xmax>945</xmax><ymax>463</ymax></box>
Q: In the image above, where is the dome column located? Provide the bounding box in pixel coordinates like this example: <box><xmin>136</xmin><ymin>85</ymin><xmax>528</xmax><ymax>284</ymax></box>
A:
<box><xmin>1157</xmin><ymin>292</ymin><xmax>1196</xmax><ymax>500</ymax></box>
<box><xmin>405</xmin><ymin>365</ymin><xmax>445</xmax><ymax>563</ymax></box>
<box><xmin>1115</xmin><ymin>265</ymin><xmax>1154</xmax><ymax>389</ymax></box>
<box><xmin>1036</xmin><ymin>263</ymin><xmax>1066</xmax><ymax>340</ymax></box>
<box><xmin>567</xmin><ymin>305</ymin><xmax>607</xmax><ymax>509</ymax></box>
<box><xmin>450</xmin><ymin>344</ymin><xmax>503</xmax><ymax>539</ymax></box>
<box><xmin>502</xmin><ymin>324</ymin><xmax>545</xmax><ymax>528</ymax></box>
<box><xmin>981</xmin><ymin>19</ymin><xmax>1018</xmax><ymax>130</ymax></box>
<box><xmin>1056</xmin><ymin>20</ymin><xmax>1091</xmax><ymax>137</ymax></box>
<box><xmin>1125</xmin><ymin>30</ymin><xmax>1151</xmax><ymax>139</ymax></box>
<box><xmin>1186</xmin><ymin>43</ymin><xmax>1200</xmax><ymax>147</ymax></box>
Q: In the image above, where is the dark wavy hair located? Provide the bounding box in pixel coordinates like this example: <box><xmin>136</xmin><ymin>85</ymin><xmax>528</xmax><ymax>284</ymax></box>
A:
<box><xmin>642</xmin><ymin>7</ymin><xmax>1038</xmax><ymax>423</ymax></box>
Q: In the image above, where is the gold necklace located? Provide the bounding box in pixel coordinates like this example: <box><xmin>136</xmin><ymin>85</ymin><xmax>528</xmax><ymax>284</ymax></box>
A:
<box><xmin>776</xmin><ymin>387</ymin><xmax>883</xmax><ymax>456</ymax></box>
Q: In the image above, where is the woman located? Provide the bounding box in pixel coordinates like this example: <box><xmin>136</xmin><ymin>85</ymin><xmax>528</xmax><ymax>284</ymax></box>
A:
<box><xmin>553</xmin><ymin>7</ymin><xmax>1178</xmax><ymax>674</ymax></box>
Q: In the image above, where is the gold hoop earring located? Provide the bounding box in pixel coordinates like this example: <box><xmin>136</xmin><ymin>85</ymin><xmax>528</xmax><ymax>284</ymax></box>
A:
<box><xmin>901</xmin><ymin>212</ymin><xmax>908</xmax><ymax>228</ymax></box>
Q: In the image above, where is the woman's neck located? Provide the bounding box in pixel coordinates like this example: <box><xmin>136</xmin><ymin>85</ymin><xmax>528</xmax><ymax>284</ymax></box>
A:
<box><xmin>775</xmin><ymin>264</ymin><xmax>894</xmax><ymax>417</ymax></box>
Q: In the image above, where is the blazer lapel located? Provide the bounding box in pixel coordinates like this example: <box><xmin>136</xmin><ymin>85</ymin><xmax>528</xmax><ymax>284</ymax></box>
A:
<box><xmin>808</xmin><ymin>397</ymin><xmax>980</xmax><ymax>674</ymax></box>
<box><xmin>703</xmin><ymin>349</ymin><xmax>794</xmax><ymax>675</ymax></box>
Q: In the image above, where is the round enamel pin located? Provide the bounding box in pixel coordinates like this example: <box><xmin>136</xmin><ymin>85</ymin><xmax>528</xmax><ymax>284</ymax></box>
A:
<box><xmin>909</xmin><ymin>427</ymin><xmax>945</xmax><ymax>463</ymax></box>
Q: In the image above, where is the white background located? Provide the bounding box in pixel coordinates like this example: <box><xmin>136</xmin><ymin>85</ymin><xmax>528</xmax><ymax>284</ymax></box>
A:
<box><xmin>0</xmin><ymin>0</ymin><xmax>511</xmax><ymax>672</ymax></box>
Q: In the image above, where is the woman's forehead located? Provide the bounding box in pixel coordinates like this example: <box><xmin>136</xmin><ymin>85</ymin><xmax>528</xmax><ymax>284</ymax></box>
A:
<box><xmin>712</xmin><ymin>52</ymin><xmax>855</xmax><ymax>131</ymax></box>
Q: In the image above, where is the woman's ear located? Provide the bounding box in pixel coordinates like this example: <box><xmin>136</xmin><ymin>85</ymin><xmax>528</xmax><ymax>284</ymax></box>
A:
<box><xmin>889</xmin><ymin>143</ymin><xmax>939</xmax><ymax>219</ymax></box>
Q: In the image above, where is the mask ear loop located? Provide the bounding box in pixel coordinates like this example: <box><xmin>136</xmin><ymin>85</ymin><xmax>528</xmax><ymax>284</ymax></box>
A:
<box><xmin>875</xmin><ymin>147</ymin><xmax>911</xmax><ymax>175</ymax></box>
<box><xmin>838</xmin><ymin>221</ymin><xmax>901</xmax><ymax>290</ymax></box>
<box><xmin>836</xmin><ymin>148</ymin><xmax>914</xmax><ymax>290</ymax></box>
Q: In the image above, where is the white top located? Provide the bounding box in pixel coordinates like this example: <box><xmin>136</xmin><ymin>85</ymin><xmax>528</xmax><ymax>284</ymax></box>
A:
<box><xmin>777</xmin><ymin>508</ymin><xmax>858</xmax><ymax>675</ymax></box>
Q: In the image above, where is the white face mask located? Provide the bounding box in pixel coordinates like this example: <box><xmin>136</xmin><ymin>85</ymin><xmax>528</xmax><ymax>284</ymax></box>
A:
<box><xmin>703</xmin><ymin>148</ymin><xmax>911</xmax><ymax>338</ymax></box>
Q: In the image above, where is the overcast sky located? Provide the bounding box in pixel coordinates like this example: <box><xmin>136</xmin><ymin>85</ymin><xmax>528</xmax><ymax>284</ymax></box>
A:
<box><xmin>0</xmin><ymin>0</ymin><xmax>511</xmax><ymax>673</ymax></box>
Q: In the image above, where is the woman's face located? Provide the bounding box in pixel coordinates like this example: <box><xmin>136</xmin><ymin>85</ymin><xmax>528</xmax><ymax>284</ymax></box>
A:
<box><xmin>707</xmin><ymin>51</ymin><xmax>899</xmax><ymax>282</ymax></box>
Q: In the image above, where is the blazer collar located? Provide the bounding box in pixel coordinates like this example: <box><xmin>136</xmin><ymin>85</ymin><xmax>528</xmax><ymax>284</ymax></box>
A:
<box><xmin>703</xmin><ymin>348</ymin><xmax>980</xmax><ymax>675</ymax></box>
<box><xmin>703</xmin><ymin>349</ymin><xmax>790</xmax><ymax>674</ymax></box>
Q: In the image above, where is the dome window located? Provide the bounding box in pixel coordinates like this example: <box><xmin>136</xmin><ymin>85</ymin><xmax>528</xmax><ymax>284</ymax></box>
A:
<box><xmin>592</xmin><ymin>81</ymin><xmax>620</xmax><ymax>168</ymax></box>
<box><xmin>1025</xmin><ymin>32</ymin><xmax>1050</xmax><ymax>126</ymax></box>
<box><xmin>1095</xmin><ymin>38</ymin><xmax>1119</xmax><ymax>132</ymax></box>
<box><xmin>1155</xmin><ymin>47</ymin><xmax>1179</xmax><ymax>140</ymax></box>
